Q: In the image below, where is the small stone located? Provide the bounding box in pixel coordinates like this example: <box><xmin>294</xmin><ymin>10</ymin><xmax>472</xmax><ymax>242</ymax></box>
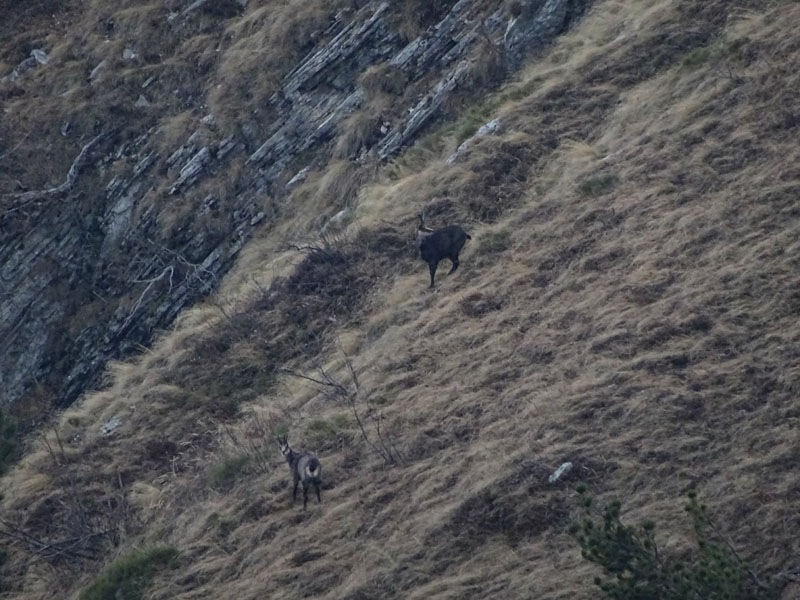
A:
<box><xmin>100</xmin><ymin>415</ymin><xmax>122</xmax><ymax>436</ymax></box>
<box><xmin>31</xmin><ymin>49</ymin><xmax>49</xmax><ymax>65</ymax></box>
<box><xmin>286</xmin><ymin>166</ymin><xmax>310</xmax><ymax>191</ymax></box>
<box><xmin>548</xmin><ymin>462</ymin><xmax>573</xmax><ymax>484</ymax></box>
<box><xmin>123</xmin><ymin>47</ymin><xmax>137</xmax><ymax>60</ymax></box>
<box><xmin>89</xmin><ymin>60</ymin><xmax>107</xmax><ymax>82</ymax></box>
<box><xmin>134</xmin><ymin>94</ymin><xmax>150</xmax><ymax>108</ymax></box>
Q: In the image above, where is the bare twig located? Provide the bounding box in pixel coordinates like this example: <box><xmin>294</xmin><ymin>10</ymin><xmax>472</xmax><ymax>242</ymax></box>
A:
<box><xmin>124</xmin><ymin>265</ymin><xmax>175</xmax><ymax>330</ymax></box>
<box><xmin>281</xmin><ymin>345</ymin><xmax>402</xmax><ymax>466</ymax></box>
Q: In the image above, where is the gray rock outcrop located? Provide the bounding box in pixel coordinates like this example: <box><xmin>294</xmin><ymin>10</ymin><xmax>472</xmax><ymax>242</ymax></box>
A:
<box><xmin>1</xmin><ymin>0</ymin><xmax>588</xmax><ymax>408</ymax></box>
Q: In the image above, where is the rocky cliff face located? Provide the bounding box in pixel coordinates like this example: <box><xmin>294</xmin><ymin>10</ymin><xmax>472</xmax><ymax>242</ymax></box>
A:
<box><xmin>0</xmin><ymin>0</ymin><xmax>588</xmax><ymax>409</ymax></box>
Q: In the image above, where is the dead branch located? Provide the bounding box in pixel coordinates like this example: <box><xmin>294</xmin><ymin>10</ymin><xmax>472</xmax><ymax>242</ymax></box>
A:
<box><xmin>0</xmin><ymin>519</ymin><xmax>102</xmax><ymax>561</ymax></box>
<box><xmin>281</xmin><ymin>345</ymin><xmax>402</xmax><ymax>466</ymax></box>
<box><xmin>123</xmin><ymin>265</ymin><xmax>175</xmax><ymax>331</ymax></box>
<box><xmin>1</xmin><ymin>133</ymin><xmax>106</xmax><ymax>216</ymax></box>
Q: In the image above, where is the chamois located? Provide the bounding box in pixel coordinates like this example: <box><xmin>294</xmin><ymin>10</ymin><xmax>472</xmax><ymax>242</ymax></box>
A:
<box><xmin>277</xmin><ymin>435</ymin><xmax>322</xmax><ymax>510</ymax></box>
<box><xmin>416</xmin><ymin>213</ymin><xmax>471</xmax><ymax>288</ymax></box>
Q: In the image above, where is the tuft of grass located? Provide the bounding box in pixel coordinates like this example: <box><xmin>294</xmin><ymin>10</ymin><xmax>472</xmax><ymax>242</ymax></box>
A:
<box><xmin>499</xmin><ymin>77</ymin><xmax>542</xmax><ymax>103</ymax></box>
<box><xmin>79</xmin><ymin>546</ymin><xmax>179</xmax><ymax>600</ymax></box>
<box><xmin>359</xmin><ymin>62</ymin><xmax>408</xmax><ymax>98</ymax></box>
<box><xmin>576</xmin><ymin>173</ymin><xmax>619</xmax><ymax>197</ymax></box>
<box><xmin>453</xmin><ymin>101</ymin><xmax>497</xmax><ymax>145</ymax></box>
<box><xmin>305</xmin><ymin>414</ymin><xmax>351</xmax><ymax>447</ymax></box>
<box><xmin>681</xmin><ymin>35</ymin><xmax>751</xmax><ymax>72</ymax></box>
<box><xmin>478</xmin><ymin>229</ymin><xmax>512</xmax><ymax>254</ymax></box>
<box><xmin>682</xmin><ymin>46</ymin><xmax>713</xmax><ymax>69</ymax></box>
<box><xmin>208</xmin><ymin>455</ymin><xmax>249</xmax><ymax>490</ymax></box>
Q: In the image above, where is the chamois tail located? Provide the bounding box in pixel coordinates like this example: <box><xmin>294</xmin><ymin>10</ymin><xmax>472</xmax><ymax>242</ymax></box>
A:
<box><xmin>305</xmin><ymin>458</ymin><xmax>321</xmax><ymax>479</ymax></box>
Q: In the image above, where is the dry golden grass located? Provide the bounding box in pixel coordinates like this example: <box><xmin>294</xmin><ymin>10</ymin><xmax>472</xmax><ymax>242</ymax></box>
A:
<box><xmin>3</xmin><ymin>0</ymin><xmax>800</xmax><ymax>598</ymax></box>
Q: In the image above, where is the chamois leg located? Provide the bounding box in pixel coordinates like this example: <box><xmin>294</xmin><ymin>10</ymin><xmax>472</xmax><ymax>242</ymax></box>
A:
<box><xmin>292</xmin><ymin>478</ymin><xmax>299</xmax><ymax>502</ymax></box>
<box><xmin>302</xmin><ymin>482</ymin><xmax>309</xmax><ymax>510</ymax></box>
<box><xmin>314</xmin><ymin>481</ymin><xmax>321</xmax><ymax>503</ymax></box>
<box><xmin>448</xmin><ymin>255</ymin><xmax>460</xmax><ymax>275</ymax></box>
<box><xmin>428</xmin><ymin>261</ymin><xmax>438</xmax><ymax>288</ymax></box>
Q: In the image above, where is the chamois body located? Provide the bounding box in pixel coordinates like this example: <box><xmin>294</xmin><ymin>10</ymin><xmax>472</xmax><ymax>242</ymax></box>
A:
<box><xmin>277</xmin><ymin>436</ymin><xmax>322</xmax><ymax>510</ymax></box>
<box><xmin>416</xmin><ymin>214</ymin><xmax>471</xmax><ymax>288</ymax></box>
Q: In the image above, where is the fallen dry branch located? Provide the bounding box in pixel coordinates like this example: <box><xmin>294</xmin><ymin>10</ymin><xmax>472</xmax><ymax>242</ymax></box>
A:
<box><xmin>281</xmin><ymin>346</ymin><xmax>403</xmax><ymax>466</ymax></box>
<box><xmin>0</xmin><ymin>518</ymin><xmax>104</xmax><ymax>562</ymax></box>
<box><xmin>0</xmin><ymin>132</ymin><xmax>106</xmax><ymax>215</ymax></box>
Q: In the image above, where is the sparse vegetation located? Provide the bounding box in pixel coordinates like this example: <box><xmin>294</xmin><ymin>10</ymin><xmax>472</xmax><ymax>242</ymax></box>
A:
<box><xmin>305</xmin><ymin>415</ymin><xmax>351</xmax><ymax>448</ymax></box>
<box><xmin>79</xmin><ymin>546</ymin><xmax>179</xmax><ymax>600</ymax></box>
<box><xmin>478</xmin><ymin>229</ymin><xmax>512</xmax><ymax>254</ymax></box>
<box><xmin>453</xmin><ymin>100</ymin><xmax>498</xmax><ymax>145</ymax></box>
<box><xmin>576</xmin><ymin>173</ymin><xmax>619</xmax><ymax>197</ymax></box>
<box><xmin>572</xmin><ymin>488</ymin><xmax>779</xmax><ymax>600</ymax></box>
<box><xmin>208</xmin><ymin>454</ymin><xmax>249</xmax><ymax>490</ymax></box>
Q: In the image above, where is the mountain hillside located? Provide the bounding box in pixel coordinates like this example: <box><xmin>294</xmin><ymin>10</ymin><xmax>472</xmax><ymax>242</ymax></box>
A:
<box><xmin>2</xmin><ymin>0</ymin><xmax>800</xmax><ymax>598</ymax></box>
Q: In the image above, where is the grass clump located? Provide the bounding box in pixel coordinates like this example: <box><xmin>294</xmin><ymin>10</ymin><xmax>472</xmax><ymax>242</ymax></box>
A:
<box><xmin>79</xmin><ymin>546</ymin><xmax>179</xmax><ymax>600</ymax></box>
<box><xmin>681</xmin><ymin>36</ymin><xmax>750</xmax><ymax>71</ymax></box>
<box><xmin>305</xmin><ymin>414</ymin><xmax>350</xmax><ymax>447</ymax></box>
<box><xmin>208</xmin><ymin>455</ymin><xmax>249</xmax><ymax>490</ymax></box>
<box><xmin>453</xmin><ymin>100</ymin><xmax>498</xmax><ymax>145</ymax></box>
<box><xmin>576</xmin><ymin>173</ymin><xmax>618</xmax><ymax>198</ymax></box>
<box><xmin>478</xmin><ymin>229</ymin><xmax>512</xmax><ymax>254</ymax></box>
<box><xmin>571</xmin><ymin>487</ymin><xmax>779</xmax><ymax>600</ymax></box>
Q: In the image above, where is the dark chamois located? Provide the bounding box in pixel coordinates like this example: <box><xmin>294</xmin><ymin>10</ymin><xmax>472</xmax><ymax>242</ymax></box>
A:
<box><xmin>415</xmin><ymin>213</ymin><xmax>471</xmax><ymax>288</ymax></box>
<box><xmin>277</xmin><ymin>435</ymin><xmax>322</xmax><ymax>510</ymax></box>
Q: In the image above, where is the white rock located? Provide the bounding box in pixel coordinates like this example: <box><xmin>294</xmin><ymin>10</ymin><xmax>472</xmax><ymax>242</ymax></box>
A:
<box><xmin>31</xmin><ymin>49</ymin><xmax>49</xmax><ymax>65</ymax></box>
<box><xmin>89</xmin><ymin>60</ymin><xmax>107</xmax><ymax>82</ymax></box>
<box><xmin>100</xmin><ymin>415</ymin><xmax>122</xmax><ymax>436</ymax></box>
<box><xmin>446</xmin><ymin>118</ymin><xmax>503</xmax><ymax>164</ymax></box>
<box><xmin>286</xmin><ymin>166</ymin><xmax>310</xmax><ymax>191</ymax></box>
<box><xmin>548</xmin><ymin>461</ymin><xmax>573</xmax><ymax>483</ymax></box>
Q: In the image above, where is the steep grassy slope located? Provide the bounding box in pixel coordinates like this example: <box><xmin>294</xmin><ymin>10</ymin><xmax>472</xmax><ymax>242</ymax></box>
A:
<box><xmin>2</xmin><ymin>0</ymin><xmax>800</xmax><ymax>598</ymax></box>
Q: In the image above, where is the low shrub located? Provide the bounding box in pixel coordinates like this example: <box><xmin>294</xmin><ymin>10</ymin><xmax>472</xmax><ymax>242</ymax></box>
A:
<box><xmin>208</xmin><ymin>455</ymin><xmax>249</xmax><ymax>490</ymax></box>
<box><xmin>79</xmin><ymin>546</ymin><xmax>179</xmax><ymax>600</ymax></box>
<box><xmin>571</xmin><ymin>487</ymin><xmax>779</xmax><ymax>600</ymax></box>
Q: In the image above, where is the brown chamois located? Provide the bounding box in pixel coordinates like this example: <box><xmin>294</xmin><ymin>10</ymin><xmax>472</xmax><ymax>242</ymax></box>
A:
<box><xmin>277</xmin><ymin>435</ymin><xmax>322</xmax><ymax>510</ymax></box>
<box><xmin>416</xmin><ymin>213</ymin><xmax>471</xmax><ymax>288</ymax></box>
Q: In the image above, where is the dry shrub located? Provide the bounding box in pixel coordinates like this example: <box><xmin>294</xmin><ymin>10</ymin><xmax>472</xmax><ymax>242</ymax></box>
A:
<box><xmin>312</xmin><ymin>160</ymin><xmax>371</xmax><ymax>213</ymax></box>
<box><xmin>358</xmin><ymin>62</ymin><xmax>408</xmax><ymax>99</ymax></box>
<box><xmin>333</xmin><ymin>112</ymin><xmax>382</xmax><ymax>160</ymax></box>
<box><xmin>154</xmin><ymin>111</ymin><xmax>196</xmax><ymax>155</ymax></box>
<box><xmin>468</xmin><ymin>36</ymin><xmax>506</xmax><ymax>89</ymax></box>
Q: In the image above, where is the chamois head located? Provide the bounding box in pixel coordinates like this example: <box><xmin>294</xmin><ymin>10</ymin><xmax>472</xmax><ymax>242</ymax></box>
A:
<box><xmin>417</xmin><ymin>213</ymin><xmax>434</xmax><ymax>233</ymax></box>
<box><xmin>277</xmin><ymin>435</ymin><xmax>291</xmax><ymax>458</ymax></box>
